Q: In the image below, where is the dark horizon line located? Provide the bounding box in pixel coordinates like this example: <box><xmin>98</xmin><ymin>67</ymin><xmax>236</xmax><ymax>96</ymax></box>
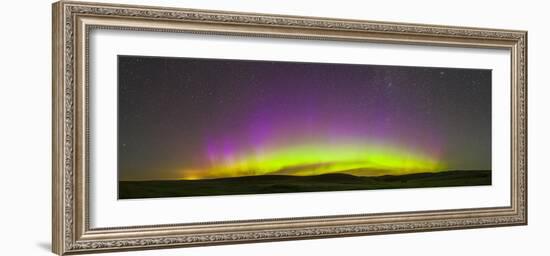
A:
<box><xmin>119</xmin><ymin>169</ymin><xmax>491</xmax><ymax>182</ymax></box>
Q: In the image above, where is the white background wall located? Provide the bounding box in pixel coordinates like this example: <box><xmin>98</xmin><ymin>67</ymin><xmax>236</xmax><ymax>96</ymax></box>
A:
<box><xmin>0</xmin><ymin>0</ymin><xmax>547</xmax><ymax>255</ymax></box>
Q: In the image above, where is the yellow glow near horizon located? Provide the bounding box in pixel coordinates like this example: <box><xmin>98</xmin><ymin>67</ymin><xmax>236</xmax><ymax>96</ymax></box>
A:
<box><xmin>179</xmin><ymin>141</ymin><xmax>444</xmax><ymax>180</ymax></box>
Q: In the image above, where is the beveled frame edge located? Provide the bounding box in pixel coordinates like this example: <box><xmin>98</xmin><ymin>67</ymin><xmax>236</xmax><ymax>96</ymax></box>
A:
<box><xmin>52</xmin><ymin>1</ymin><xmax>527</xmax><ymax>255</ymax></box>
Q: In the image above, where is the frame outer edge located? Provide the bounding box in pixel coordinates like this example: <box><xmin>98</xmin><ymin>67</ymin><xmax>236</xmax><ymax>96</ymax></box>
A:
<box><xmin>522</xmin><ymin>31</ymin><xmax>528</xmax><ymax>225</ymax></box>
<box><xmin>54</xmin><ymin>1</ymin><xmax>528</xmax><ymax>254</ymax></box>
<box><xmin>52</xmin><ymin>1</ymin><xmax>65</xmax><ymax>255</ymax></box>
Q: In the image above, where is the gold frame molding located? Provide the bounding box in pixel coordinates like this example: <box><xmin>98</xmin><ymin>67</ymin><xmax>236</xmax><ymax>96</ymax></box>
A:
<box><xmin>52</xmin><ymin>1</ymin><xmax>527</xmax><ymax>255</ymax></box>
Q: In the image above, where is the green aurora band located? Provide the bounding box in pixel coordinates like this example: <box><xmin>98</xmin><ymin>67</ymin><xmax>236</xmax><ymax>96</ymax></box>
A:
<box><xmin>179</xmin><ymin>141</ymin><xmax>445</xmax><ymax>180</ymax></box>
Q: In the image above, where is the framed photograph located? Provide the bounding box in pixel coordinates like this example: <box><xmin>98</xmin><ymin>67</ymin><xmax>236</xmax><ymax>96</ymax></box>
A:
<box><xmin>52</xmin><ymin>1</ymin><xmax>527</xmax><ymax>255</ymax></box>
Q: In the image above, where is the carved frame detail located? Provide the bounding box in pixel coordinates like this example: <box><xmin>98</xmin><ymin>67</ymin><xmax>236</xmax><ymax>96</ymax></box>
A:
<box><xmin>52</xmin><ymin>1</ymin><xmax>527</xmax><ymax>255</ymax></box>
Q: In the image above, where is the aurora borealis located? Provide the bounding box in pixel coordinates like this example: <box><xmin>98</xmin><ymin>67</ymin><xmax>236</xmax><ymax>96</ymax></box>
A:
<box><xmin>118</xmin><ymin>56</ymin><xmax>491</xmax><ymax>181</ymax></box>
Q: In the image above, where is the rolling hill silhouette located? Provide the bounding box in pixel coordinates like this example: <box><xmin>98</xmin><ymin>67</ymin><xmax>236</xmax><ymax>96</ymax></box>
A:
<box><xmin>119</xmin><ymin>170</ymin><xmax>491</xmax><ymax>199</ymax></box>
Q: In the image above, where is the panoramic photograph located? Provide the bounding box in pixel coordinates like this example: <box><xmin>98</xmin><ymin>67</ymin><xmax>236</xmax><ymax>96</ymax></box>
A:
<box><xmin>117</xmin><ymin>55</ymin><xmax>492</xmax><ymax>199</ymax></box>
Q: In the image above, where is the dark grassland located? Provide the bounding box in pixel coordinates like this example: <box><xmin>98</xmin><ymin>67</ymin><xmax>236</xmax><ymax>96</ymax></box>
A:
<box><xmin>118</xmin><ymin>170</ymin><xmax>491</xmax><ymax>199</ymax></box>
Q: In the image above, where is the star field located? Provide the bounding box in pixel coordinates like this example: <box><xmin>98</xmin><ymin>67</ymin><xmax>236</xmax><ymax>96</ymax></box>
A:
<box><xmin>118</xmin><ymin>56</ymin><xmax>491</xmax><ymax>181</ymax></box>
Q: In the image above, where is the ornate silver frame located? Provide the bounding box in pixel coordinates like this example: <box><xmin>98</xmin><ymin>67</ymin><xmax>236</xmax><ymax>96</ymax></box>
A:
<box><xmin>52</xmin><ymin>1</ymin><xmax>527</xmax><ymax>255</ymax></box>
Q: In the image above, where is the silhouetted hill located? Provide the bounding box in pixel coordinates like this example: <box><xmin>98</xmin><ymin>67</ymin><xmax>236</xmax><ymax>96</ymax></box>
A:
<box><xmin>119</xmin><ymin>170</ymin><xmax>491</xmax><ymax>199</ymax></box>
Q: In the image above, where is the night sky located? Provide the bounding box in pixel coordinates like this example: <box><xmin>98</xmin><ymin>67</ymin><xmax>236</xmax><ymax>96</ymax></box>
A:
<box><xmin>118</xmin><ymin>56</ymin><xmax>491</xmax><ymax>181</ymax></box>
